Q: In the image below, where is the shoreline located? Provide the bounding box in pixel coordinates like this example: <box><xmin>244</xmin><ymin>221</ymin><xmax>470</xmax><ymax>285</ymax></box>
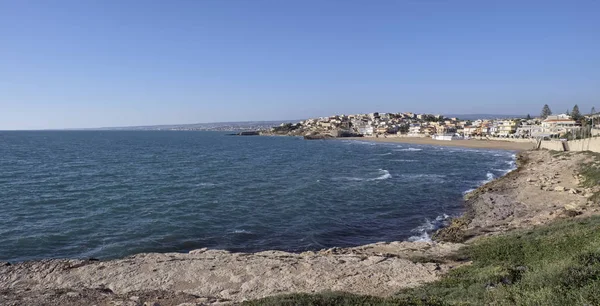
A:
<box><xmin>341</xmin><ymin>136</ymin><xmax>536</xmax><ymax>151</ymax></box>
<box><xmin>3</xmin><ymin>150</ymin><xmax>599</xmax><ymax>305</ymax></box>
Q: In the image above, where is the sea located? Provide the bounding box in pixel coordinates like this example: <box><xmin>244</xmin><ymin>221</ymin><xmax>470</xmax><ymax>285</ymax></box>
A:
<box><xmin>0</xmin><ymin>131</ymin><xmax>516</xmax><ymax>262</ymax></box>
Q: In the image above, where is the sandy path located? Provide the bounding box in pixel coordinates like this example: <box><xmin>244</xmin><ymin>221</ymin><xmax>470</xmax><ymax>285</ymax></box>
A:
<box><xmin>342</xmin><ymin>137</ymin><xmax>535</xmax><ymax>151</ymax></box>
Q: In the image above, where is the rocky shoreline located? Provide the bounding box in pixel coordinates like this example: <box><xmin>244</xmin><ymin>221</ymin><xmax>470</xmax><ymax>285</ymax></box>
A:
<box><xmin>2</xmin><ymin>150</ymin><xmax>599</xmax><ymax>306</ymax></box>
<box><xmin>434</xmin><ymin>150</ymin><xmax>600</xmax><ymax>242</ymax></box>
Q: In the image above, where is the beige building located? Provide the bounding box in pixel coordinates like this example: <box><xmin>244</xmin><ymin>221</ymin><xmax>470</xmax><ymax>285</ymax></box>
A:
<box><xmin>496</xmin><ymin>120</ymin><xmax>519</xmax><ymax>136</ymax></box>
<box><xmin>542</xmin><ymin>115</ymin><xmax>579</xmax><ymax>135</ymax></box>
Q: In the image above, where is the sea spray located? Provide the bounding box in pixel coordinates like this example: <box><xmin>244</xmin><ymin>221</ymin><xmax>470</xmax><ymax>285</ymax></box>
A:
<box><xmin>408</xmin><ymin>214</ymin><xmax>451</xmax><ymax>242</ymax></box>
<box><xmin>369</xmin><ymin>169</ymin><xmax>392</xmax><ymax>181</ymax></box>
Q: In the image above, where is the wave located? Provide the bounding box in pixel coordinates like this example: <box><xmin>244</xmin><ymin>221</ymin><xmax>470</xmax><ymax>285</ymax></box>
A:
<box><xmin>400</xmin><ymin>174</ymin><xmax>446</xmax><ymax>183</ymax></box>
<box><xmin>395</xmin><ymin>148</ymin><xmax>422</xmax><ymax>152</ymax></box>
<box><xmin>369</xmin><ymin>169</ymin><xmax>392</xmax><ymax>181</ymax></box>
<box><xmin>463</xmin><ymin>188</ymin><xmax>476</xmax><ymax>195</ymax></box>
<box><xmin>333</xmin><ymin>169</ymin><xmax>392</xmax><ymax>182</ymax></box>
<box><xmin>462</xmin><ymin>172</ymin><xmax>500</xmax><ymax>195</ymax></box>
<box><xmin>343</xmin><ymin>140</ymin><xmax>376</xmax><ymax>146</ymax></box>
<box><xmin>375</xmin><ymin>152</ymin><xmax>392</xmax><ymax>156</ymax></box>
<box><xmin>463</xmin><ymin>153</ymin><xmax>518</xmax><ymax>195</ymax></box>
<box><xmin>505</xmin><ymin>160</ymin><xmax>516</xmax><ymax>169</ymax></box>
<box><xmin>231</xmin><ymin>229</ymin><xmax>252</xmax><ymax>234</ymax></box>
<box><xmin>391</xmin><ymin>159</ymin><xmax>417</xmax><ymax>162</ymax></box>
<box><xmin>407</xmin><ymin>214</ymin><xmax>451</xmax><ymax>242</ymax></box>
<box><xmin>492</xmin><ymin>168</ymin><xmax>513</xmax><ymax>175</ymax></box>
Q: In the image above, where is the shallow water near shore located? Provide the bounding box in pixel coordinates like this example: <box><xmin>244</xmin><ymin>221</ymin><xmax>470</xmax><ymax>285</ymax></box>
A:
<box><xmin>0</xmin><ymin>131</ymin><xmax>516</xmax><ymax>262</ymax></box>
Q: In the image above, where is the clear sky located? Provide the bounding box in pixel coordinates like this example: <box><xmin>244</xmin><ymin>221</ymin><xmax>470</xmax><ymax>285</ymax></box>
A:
<box><xmin>1</xmin><ymin>0</ymin><xmax>599</xmax><ymax>129</ymax></box>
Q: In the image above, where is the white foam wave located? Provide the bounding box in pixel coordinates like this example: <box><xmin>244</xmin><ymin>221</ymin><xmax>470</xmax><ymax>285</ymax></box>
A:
<box><xmin>400</xmin><ymin>174</ymin><xmax>446</xmax><ymax>182</ymax></box>
<box><xmin>492</xmin><ymin>168</ymin><xmax>513</xmax><ymax>175</ymax></box>
<box><xmin>197</xmin><ymin>183</ymin><xmax>217</xmax><ymax>187</ymax></box>
<box><xmin>463</xmin><ymin>154</ymin><xmax>517</xmax><ymax>195</ymax></box>
<box><xmin>333</xmin><ymin>169</ymin><xmax>392</xmax><ymax>182</ymax></box>
<box><xmin>391</xmin><ymin>159</ymin><xmax>417</xmax><ymax>162</ymax></box>
<box><xmin>506</xmin><ymin>160</ymin><xmax>516</xmax><ymax>168</ymax></box>
<box><xmin>463</xmin><ymin>188</ymin><xmax>476</xmax><ymax>195</ymax></box>
<box><xmin>344</xmin><ymin>140</ymin><xmax>376</xmax><ymax>146</ymax></box>
<box><xmin>395</xmin><ymin>148</ymin><xmax>422</xmax><ymax>152</ymax></box>
<box><xmin>408</xmin><ymin>214</ymin><xmax>450</xmax><ymax>242</ymax></box>
<box><xmin>231</xmin><ymin>229</ymin><xmax>252</xmax><ymax>234</ymax></box>
<box><xmin>375</xmin><ymin>152</ymin><xmax>392</xmax><ymax>156</ymax></box>
<box><xmin>369</xmin><ymin>169</ymin><xmax>392</xmax><ymax>181</ymax></box>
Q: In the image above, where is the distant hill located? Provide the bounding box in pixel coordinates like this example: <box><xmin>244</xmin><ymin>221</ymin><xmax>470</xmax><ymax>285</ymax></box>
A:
<box><xmin>88</xmin><ymin>120</ymin><xmax>302</xmax><ymax>131</ymax></box>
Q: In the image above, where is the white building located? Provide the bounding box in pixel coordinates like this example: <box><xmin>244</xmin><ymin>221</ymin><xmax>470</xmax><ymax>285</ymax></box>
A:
<box><xmin>357</xmin><ymin>125</ymin><xmax>374</xmax><ymax>136</ymax></box>
<box><xmin>541</xmin><ymin>114</ymin><xmax>579</xmax><ymax>135</ymax></box>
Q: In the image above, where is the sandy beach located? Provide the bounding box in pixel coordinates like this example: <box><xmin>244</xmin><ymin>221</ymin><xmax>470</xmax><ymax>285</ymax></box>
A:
<box><xmin>343</xmin><ymin>136</ymin><xmax>536</xmax><ymax>151</ymax></box>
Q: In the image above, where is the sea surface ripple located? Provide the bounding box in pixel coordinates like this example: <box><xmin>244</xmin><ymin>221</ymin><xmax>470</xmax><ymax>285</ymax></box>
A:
<box><xmin>0</xmin><ymin>131</ymin><xmax>516</xmax><ymax>262</ymax></box>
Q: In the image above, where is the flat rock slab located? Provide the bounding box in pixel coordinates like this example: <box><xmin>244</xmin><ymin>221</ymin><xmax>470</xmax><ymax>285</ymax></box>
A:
<box><xmin>0</xmin><ymin>241</ymin><xmax>462</xmax><ymax>305</ymax></box>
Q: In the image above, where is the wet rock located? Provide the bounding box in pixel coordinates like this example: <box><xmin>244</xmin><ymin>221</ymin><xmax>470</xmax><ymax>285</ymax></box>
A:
<box><xmin>237</xmin><ymin>131</ymin><xmax>260</xmax><ymax>136</ymax></box>
<box><xmin>189</xmin><ymin>248</ymin><xmax>208</xmax><ymax>254</ymax></box>
<box><xmin>304</xmin><ymin>133</ymin><xmax>334</xmax><ymax>140</ymax></box>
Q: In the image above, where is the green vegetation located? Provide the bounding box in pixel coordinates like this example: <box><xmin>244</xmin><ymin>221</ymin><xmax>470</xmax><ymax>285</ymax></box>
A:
<box><xmin>579</xmin><ymin>153</ymin><xmax>600</xmax><ymax>204</ymax></box>
<box><xmin>540</xmin><ymin>104</ymin><xmax>552</xmax><ymax>119</ymax></box>
<box><xmin>243</xmin><ymin>291</ymin><xmax>445</xmax><ymax>306</ymax></box>
<box><xmin>572</xmin><ymin>104</ymin><xmax>582</xmax><ymax>122</ymax></box>
<box><xmin>245</xmin><ymin>216</ymin><xmax>600</xmax><ymax>306</ymax></box>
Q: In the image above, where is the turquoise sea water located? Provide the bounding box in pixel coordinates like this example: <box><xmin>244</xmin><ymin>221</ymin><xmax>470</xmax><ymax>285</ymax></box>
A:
<box><xmin>0</xmin><ymin>131</ymin><xmax>515</xmax><ymax>262</ymax></box>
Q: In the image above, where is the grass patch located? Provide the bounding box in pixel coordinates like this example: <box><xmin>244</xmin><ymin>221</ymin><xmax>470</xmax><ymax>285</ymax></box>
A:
<box><xmin>245</xmin><ymin>216</ymin><xmax>600</xmax><ymax>306</ymax></box>
<box><xmin>579</xmin><ymin>153</ymin><xmax>600</xmax><ymax>204</ymax></box>
<box><xmin>242</xmin><ymin>291</ymin><xmax>445</xmax><ymax>306</ymax></box>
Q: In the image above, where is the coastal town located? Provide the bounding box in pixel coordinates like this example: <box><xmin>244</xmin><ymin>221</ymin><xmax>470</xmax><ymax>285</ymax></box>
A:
<box><xmin>263</xmin><ymin>105</ymin><xmax>600</xmax><ymax>142</ymax></box>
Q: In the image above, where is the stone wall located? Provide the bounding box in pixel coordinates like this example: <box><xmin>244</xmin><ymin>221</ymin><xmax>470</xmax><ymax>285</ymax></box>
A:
<box><xmin>566</xmin><ymin>137</ymin><xmax>600</xmax><ymax>153</ymax></box>
<box><xmin>472</xmin><ymin>137</ymin><xmax>536</xmax><ymax>143</ymax></box>
<box><xmin>539</xmin><ymin>137</ymin><xmax>600</xmax><ymax>153</ymax></box>
<box><xmin>539</xmin><ymin>140</ymin><xmax>566</xmax><ymax>151</ymax></box>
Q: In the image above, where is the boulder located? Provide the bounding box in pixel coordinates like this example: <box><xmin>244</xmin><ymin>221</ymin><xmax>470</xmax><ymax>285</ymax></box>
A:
<box><xmin>304</xmin><ymin>133</ymin><xmax>334</xmax><ymax>140</ymax></box>
<box><xmin>554</xmin><ymin>186</ymin><xmax>566</xmax><ymax>192</ymax></box>
<box><xmin>331</xmin><ymin>129</ymin><xmax>363</xmax><ymax>138</ymax></box>
<box><xmin>237</xmin><ymin>131</ymin><xmax>260</xmax><ymax>136</ymax></box>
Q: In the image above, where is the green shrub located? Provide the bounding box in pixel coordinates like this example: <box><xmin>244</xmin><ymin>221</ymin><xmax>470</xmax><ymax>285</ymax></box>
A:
<box><xmin>246</xmin><ymin>216</ymin><xmax>600</xmax><ymax>306</ymax></box>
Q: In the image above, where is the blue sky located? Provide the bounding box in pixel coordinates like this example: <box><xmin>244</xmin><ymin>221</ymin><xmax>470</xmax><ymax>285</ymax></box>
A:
<box><xmin>1</xmin><ymin>1</ymin><xmax>599</xmax><ymax>129</ymax></box>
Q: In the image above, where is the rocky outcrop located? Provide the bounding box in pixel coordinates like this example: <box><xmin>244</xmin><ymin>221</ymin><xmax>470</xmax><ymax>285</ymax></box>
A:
<box><xmin>0</xmin><ymin>241</ymin><xmax>463</xmax><ymax>305</ymax></box>
<box><xmin>303</xmin><ymin>133</ymin><xmax>334</xmax><ymax>140</ymax></box>
<box><xmin>236</xmin><ymin>131</ymin><xmax>260</xmax><ymax>136</ymax></box>
<box><xmin>434</xmin><ymin>150</ymin><xmax>600</xmax><ymax>243</ymax></box>
<box><xmin>332</xmin><ymin>129</ymin><xmax>363</xmax><ymax>138</ymax></box>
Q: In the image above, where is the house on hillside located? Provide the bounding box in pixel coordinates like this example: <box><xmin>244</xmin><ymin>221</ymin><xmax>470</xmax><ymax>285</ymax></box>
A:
<box><xmin>463</xmin><ymin>126</ymin><xmax>478</xmax><ymax>136</ymax></box>
<box><xmin>496</xmin><ymin>120</ymin><xmax>519</xmax><ymax>136</ymax></box>
<box><xmin>542</xmin><ymin>114</ymin><xmax>580</xmax><ymax>135</ymax></box>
